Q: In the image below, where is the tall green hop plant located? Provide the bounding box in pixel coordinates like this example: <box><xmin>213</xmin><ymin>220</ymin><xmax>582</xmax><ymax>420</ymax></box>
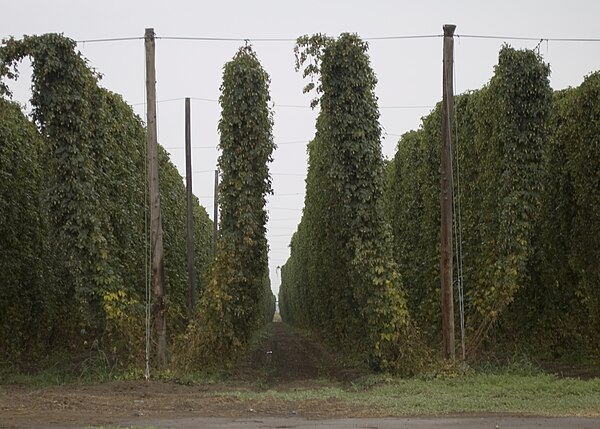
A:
<box><xmin>281</xmin><ymin>34</ymin><xmax>418</xmax><ymax>373</ymax></box>
<box><xmin>383</xmin><ymin>46</ymin><xmax>551</xmax><ymax>355</ymax></box>
<box><xmin>463</xmin><ymin>47</ymin><xmax>551</xmax><ymax>350</ymax></box>
<box><xmin>494</xmin><ymin>79</ymin><xmax>600</xmax><ymax>357</ymax></box>
<box><xmin>187</xmin><ymin>46</ymin><xmax>275</xmax><ymax>364</ymax></box>
<box><xmin>0</xmin><ymin>34</ymin><xmax>121</xmax><ymax>332</ymax></box>
<box><xmin>0</xmin><ymin>98</ymin><xmax>59</xmax><ymax>362</ymax></box>
<box><xmin>384</xmin><ymin>123</ymin><xmax>442</xmax><ymax>342</ymax></box>
<box><xmin>0</xmin><ymin>34</ymin><xmax>214</xmax><ymax>366</ymax></box>
<box><xmin>558</xmin><ymin>72</ymin><xmax>600</xmax><ymax>336</ymax></box>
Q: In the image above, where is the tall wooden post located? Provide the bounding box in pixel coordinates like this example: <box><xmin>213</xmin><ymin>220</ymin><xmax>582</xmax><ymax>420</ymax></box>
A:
<box><xmin>185</xmin><ymin>97</ymin><xmax>197</xmax><ymax>318</ymax></box>
<box><xmin>441</xmin><ymin>24</ymin><xmax>456</xmax><ymax>362</ymax></box>
<box><xmin>213</xmin><ymin>169</ymin><xmax>219</xmax><ymax>253</ymax></box>
<box><xmin>145</xmin><ymin>27</ymin><xmax>167</xmax><ymax>369</ymax></box>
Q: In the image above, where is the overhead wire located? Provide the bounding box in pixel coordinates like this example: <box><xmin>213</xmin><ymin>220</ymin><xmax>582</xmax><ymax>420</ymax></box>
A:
<box><xmin>270</xmin><ymin>173</ymin><xmax>306</xmax><ymax>177</ymax></box>
<box><xmin>266</xmin><ymin>205</ymin><xmax>302</xmax><ymax>212</ymax></box>
<box><xmin>277</xmin><ymin>140</ymin><xmax>310</xmax><ymax>145</ymax></box>
<box><xmin>77</xmin><ymin>36</ymin><xmax>144</xmax><ymax>43</ymax></box>
<box><xmin>380</xmin><ymin>105</ymin><xmax>435</xmax><ymax>109</ymax></box>
<box><xmin>456</xmin><ymin>34</ymin><xmax>600</xmax><ymax>43</ymax></box>
<box><xmin>158</xmin><ymin>36</ymin><xmax>296</xmax><ymax>42</ymax></box>
<box><xmin>270</xmin><ymin>192</ymin><xmax>304</xmax><ymax>196</ymax></box>
<box><xmin>132</xmin><ymin>96</ymin><xmax>433</xmax><ymax>110</ymax></box>
<box><xmin>157</xmin><ymin>34</ymin><xmax>443</xmax><ymax>43</ymax></box>
<box><xmin>191</xmin><ymin>192</ymin><xmax>304</xmax><ymax>199</ymax></box>
<box><xmin>167</xmin><ymin>146</ymin><xmax>216</xmax><ymax>150</ymax></box>
<box><xmin>75</xmin><ymin>33</ymin><xmax>600</xmax><ymax>46</ymax></box>
<box><xmin>75</xmin><ymin>34</ymin><xmax>442</xmax><ymax>44</ymax></box>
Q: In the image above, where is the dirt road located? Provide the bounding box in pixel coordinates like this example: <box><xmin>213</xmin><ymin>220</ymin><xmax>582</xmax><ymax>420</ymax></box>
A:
<box><xmin>4</xmin><ymin>414</ymin><xmax>600</xmax><ymax>429</ymax></box>
<box><xmin>90</xmin><ymin>416</ymin><xmax>600</xmax><ymax>429</ymax></box>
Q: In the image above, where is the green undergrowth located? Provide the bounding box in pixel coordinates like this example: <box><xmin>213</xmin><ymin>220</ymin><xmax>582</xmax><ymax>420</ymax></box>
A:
<box><xmin>0</xmin><ymin>352</ymin><xmax>122</xmax><ymax>385</ymax></box>
<box><xmin>0</xmin><ymin>355</ymin><xmax>226</xmax><ymax>386</ymax></box>
<box><xmin>224</xmin><ymin>371</ymin><xmax>600</xmax><ymax>416</ymax></box>
<box><xmin>0</xmin><ymin>363</ymin><xmax>76</xmax><ymax>386</ymax></box>
<box><xmin>0</xmin><ymin>324</ymin><xmax>276</xmax><ymax>386</ymax></box>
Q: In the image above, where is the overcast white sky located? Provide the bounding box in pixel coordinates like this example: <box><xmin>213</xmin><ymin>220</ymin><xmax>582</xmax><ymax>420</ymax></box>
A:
<box><xmin>4</xmin><ymin>0</ymin><xmax>600</xmax><ymax>296</ymax></box>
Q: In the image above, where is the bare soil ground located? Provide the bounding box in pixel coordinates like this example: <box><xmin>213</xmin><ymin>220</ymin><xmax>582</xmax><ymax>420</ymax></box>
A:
<box><xmin>232</xmin><ymin>321</ymin><xmax>368</xmax><ymax>385</ymax></box>
<box><xmin>1</xmin><ymin>322</ymin><xmax>599</xmax><ymax>429</ymax></box>
<box><xmin>0</xmin><ymin>322</ymin><xmax>369</xmax><ymax>428</ymax></box>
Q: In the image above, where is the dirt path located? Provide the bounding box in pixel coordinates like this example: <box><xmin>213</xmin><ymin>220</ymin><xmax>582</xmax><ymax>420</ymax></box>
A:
<box><xmin>232</xmin><ymin>322</ymin><xmax>366</xmax><ymax>386</ymax></box>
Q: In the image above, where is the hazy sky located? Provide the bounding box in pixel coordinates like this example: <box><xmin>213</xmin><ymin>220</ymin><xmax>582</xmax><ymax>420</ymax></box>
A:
<box><xmin>4</xmin><ymin>0</ymin><xmax>600</xmax><ymax>295</ymax></box>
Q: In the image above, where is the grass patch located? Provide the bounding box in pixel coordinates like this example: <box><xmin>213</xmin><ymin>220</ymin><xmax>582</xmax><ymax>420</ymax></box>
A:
<box><xmin>220</xmin><ymin>371</ymin><xmax>600</xmax><ymax>417</ymax></box>
<box><xmin>361</xmin><ymin>373</ymin><xmax>600</xmax><ymax>416</ymax></box>
<box><xmin>0</xmin><ymin>357</ymin><xmax>81</xmax><ymax>386</ymax></box>
<box><xmin>0</xmin><ymin>364</ymin><xmax>75</xmax><ymax>386</ymax></box>
<box><xmin>0</xmin><ymin>352</ymin><xmax>229</xmax><ymax>387</ymax></box>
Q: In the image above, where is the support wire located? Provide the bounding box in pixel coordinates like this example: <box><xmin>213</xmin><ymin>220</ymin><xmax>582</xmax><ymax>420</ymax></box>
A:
<box><xmin>450</xmin><ymin>45</ymin><xmax>467</xmax><ymax>363</ymax></box>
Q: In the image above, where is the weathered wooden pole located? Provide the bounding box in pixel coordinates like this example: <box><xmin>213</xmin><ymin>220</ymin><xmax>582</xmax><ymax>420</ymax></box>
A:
<box><xmin>145</xmin><ymin>27</ymin><xmax>167</xmax><ymax>369</ymax></box>
<box><xmin>185</xmin><ymin>97</ymin><xmax>197</xmax><ymax>318</ymax></box>
<box><xmin>441</xmin><ymin>23</ymin><xmax>456</xmax><ymax>362</ymax></box>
